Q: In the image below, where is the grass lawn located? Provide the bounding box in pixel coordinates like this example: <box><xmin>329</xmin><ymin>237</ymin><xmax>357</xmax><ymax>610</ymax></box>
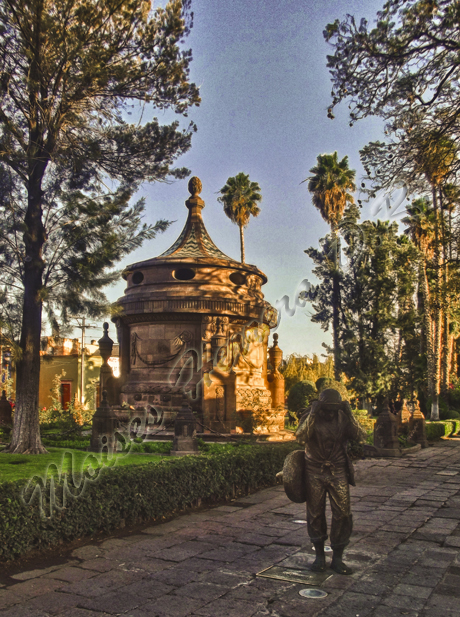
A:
<box><xmin>0</xmin><ymin>447</ymin><xmax>165</xmax><ymax>484</ymax></box>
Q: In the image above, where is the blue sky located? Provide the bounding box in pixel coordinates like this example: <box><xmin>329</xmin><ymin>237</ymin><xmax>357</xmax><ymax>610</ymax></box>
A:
<box><xmin>98</xmin><ymin>0</ymin><xmax>402</xmax><ymax>357</ymax></box>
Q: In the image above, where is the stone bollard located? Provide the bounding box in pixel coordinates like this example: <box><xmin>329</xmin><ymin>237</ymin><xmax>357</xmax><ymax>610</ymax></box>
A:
<box><xmin>90</xmin><ymin>390</ymin><xmax>119</xmax><ymax>453</ymax></box>
<box><xmin>409</xmin><ymin>399</ymin><xmax>428</xmax><ymax>448</ymax></box>
<box><xmin>171</xmin><ymin>396</ymin><xmax>199</xmax><ymax>456</ymax></box>
<box><xmin>398</xmin><ymin>399</ymin><xmax>411</xmax><ymax>435</ymax></box>
<box><xmin>0</xmin><ymin>390</ymin><xmax>12</xmax><ymax>426</ymax></box>
<box><xmin>98</xmin><ymin>322</ymin><xmax>115</xmax><ymax>404</ymax></box>
<box><xmin>373</xmin><ymin>397</ymin><xmax>400</xmax><ymax>456</ymax></box>
<box><xmin>267</xmin><ymin>333</ymin><xmax>286</xmax><ymax>432</ymax></box>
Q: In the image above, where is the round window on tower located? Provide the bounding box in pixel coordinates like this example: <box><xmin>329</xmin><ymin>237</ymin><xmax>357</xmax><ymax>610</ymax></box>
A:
<box><xmin>173</xmin><ymin>268</ymin><xmax>196</xmax><ymax>281</ymax></box>
<box><xmin>229</xmin><ymin>271</ymin><xmax>246</xmax><ymax>286</ymax></box>
<box><xmin>132</xmin><ymin>271</ymin><xmax>144</xmax><ymax>285</ymax></box>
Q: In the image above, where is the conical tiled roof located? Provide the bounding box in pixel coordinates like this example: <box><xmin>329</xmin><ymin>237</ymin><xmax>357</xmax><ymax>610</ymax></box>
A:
<box><xmin>158</xmin><ymin>181</ymin><xmax>232</xmax><ymax>260</ymax></box>
<box><xmin>157</xmin><ymin>204</ymin><xmax>233</xmax><ymax>261</ymax></box>
<box><xmin>124</xmin><ymin>176</ymin><xmax>267</xmax><ymax>284</ymax></box>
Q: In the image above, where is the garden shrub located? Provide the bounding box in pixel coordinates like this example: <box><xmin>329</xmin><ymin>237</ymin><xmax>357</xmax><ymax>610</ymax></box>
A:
<box><xmin>316</xmin><ymin>379</ymin><xmax>349</xmax><ymax>401</ymax></box>
<box><xmin>0</xmin><ymin>442</ymin><xmax>299</xmax><ymax>562</ymax></box>
<box><xmin>425</xmin><ymin>421</ymin><xmax>459</xmax><ymax>440</ymax></box>
<box><xmin>443</xmin><ymin>410</ymin><xmax>460</xmax><ymax>420</ymax></box>
<box><xmin>39</xmin><ymin>370</ymin><xmax>94</xmax><ymax>428</ymax></box>
<box><xmin>41</xmin><ymin>438</ymin><xmax>90</xmax><ymax>450</ymax></box>
<box><xmin>352</xmin><ymin>409</ymin><xmax>376</xmax><ymax>433</ymax></box>
<box><xmin>315</xmin><ymin>377</ymin><xmax>335</xmax><ymax>392</ymax></box>
<box><xmin>287</xmin><ymin>381</ymin><xmax>317</xmax><ymax>417</ymax></box>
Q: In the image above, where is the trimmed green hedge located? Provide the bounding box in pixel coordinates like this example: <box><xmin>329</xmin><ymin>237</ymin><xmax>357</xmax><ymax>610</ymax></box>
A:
<box><xmin>0</xmin><ymin>442</ymin><xmax>298</xmax><ymax>562</ymax></box>
<box><xmin>426</xmin><ymin>420</ymin><xmax>460</xmax><ymax>440</ymax></box>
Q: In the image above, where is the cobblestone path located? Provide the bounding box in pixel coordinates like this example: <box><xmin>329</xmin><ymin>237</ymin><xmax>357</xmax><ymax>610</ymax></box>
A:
<box><xmin>1</xmin><ymin>439</ymin><xmax>460</xmax><ymax>617</ymax></box>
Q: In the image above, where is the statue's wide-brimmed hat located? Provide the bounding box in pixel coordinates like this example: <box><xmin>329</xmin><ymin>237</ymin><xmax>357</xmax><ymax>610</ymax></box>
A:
<box><xmin>282</xmin><ymin>449</ymin><xmax>307</xmax><ymax>503</ymax></box>
<box><xmin>319</xmin><ymin>388</ymin><xmax>343</xmax><ymax>411</ymax></box>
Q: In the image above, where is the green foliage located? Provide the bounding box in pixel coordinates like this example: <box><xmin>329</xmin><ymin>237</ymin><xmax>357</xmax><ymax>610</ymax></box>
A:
<box><xmin>39</xmin><ymin>370</ymin><xmax>93</xmax><ymax>428</ymax></box>
<box><xmin>130</xmin><ymin>441</ymin><xmax>173</xmax><ymax>454</ymax></box>
<box><xmin>425</xmin><ymin>420</ymin><xmax>460</xmax><ymax>440</ymax></box>
<box><xmin>316</xmin><ymin>378</ymin><xmax>349</xmax><ymax>401</ymax></box>
<box><xmin>304</xmin><ymin>152</ymin><xmax>356</xmax><ymax>233</ymax></box>
<box><xmin>426</xmin><ymin>422</ymin><xmax>451</xmax><ymax>440</ymax></box>
<box><xmin>306</xmin><ymin>205</ymin><xmax>421</xmax><ymax>402</ymax></box>
<box><xmin>0</xmin><ymin>447</ymin><xmax>159</xmax><ymax>484</ymax></box>
<box><xmin>304</xmin><ymin>153</ymin><xmax>356</xmax><ymax>382</ymax></box>
<box><xmin>0</xmin><ymin>442</ymin><xmax>298</xmax><ymax>562</ymax></box>
<box><xmin>352</xmin><ymin>409</ymin><xmax>375</xmax><ymax>433</ymax></box>
<box><xmin>323</xmin><ymin>0</ymin><xmax>460</xmax><ymax>422</ymax></box>
<box><xmin>281</xmin><ymin>354</ymin><xmax>333</xmax><ymax>394</ymax></box>
<box><xmin>315</xmin><ymin>377</ymin><xmax>335</xmax><ymax>392</ymax></box>
<box><xmin>325</xmin><ymin>0</ymin><xmax>460</xmax><ymax>127</ymax></box>
<box><xmin>40</xmin><ymin>436</ymin><xmax>90</xmax><ymax>450</ymax></box>
<box><xmin>287</xmin><ymin>381</ymin><xmax>317</xmax><ymax>416</ymax></box>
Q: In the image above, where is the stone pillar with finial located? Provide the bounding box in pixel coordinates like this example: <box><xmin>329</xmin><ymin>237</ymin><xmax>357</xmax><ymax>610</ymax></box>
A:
<box><xmin>98</xmin><ymin>322</ymin><xmax>114</xmax><ymax>403</ymax></box>
<box><xmin>267</xmin><ymin>333</ymin><xmax>285</xmax><ymax>409</ymax></box>
<box><xmin>171</xmin><ymin>394</ymin><xmax>199</xmax><ymax>456</ymax></box>
<box><xmin>90</xmin><ymin>390</ymin><xmax>119</xmax><ymax>452</ymax></box>
<box><xmin>267</xmin><ymin>333</ymin><xmax>286</xmax><ymax>432</ymax></box>
<box><xmin>409</xmin><ymin>397</ymin><xmax>428</xmax><ymax>448</ymax></box>
<box><xmin>373</xmin><ymin>397</ymin><xmax>400</xmax><ymax>456</ymax></box>
<box><xmin>0</xmin><ymin>390</ymin><xmax>12</xmax><ymax>426</ymax></box>
<box><xmin>398</xmin><ymin>398</ymin><xmax>411</xmax><ymax>434</ymax></box>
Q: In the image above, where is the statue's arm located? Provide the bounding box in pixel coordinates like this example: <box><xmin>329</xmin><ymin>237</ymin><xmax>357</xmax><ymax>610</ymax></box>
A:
<box><xmin>295</xmin><ymin>407</ymin><xmax>311</xmax><ymax>445</ymax></box>
<box><xmin>343</xmin><ymin>402</ymin><xmax>366</xmax><ymax>442</ymax></box>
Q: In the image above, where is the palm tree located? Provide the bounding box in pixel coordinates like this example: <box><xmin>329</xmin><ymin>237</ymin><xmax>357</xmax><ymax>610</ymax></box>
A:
<box><xmin>414</xmin><ymin>133</ymin><xmax>457</xmax><ymax>419</ymax></box>
<box><xmin>304</xmin><ymin>152</ymin><xmax>356</xmax><ymax>236</ymax></box>
<box><xmin>402</xmin><ymin>198</ymin><xmax>436</xmax><ymax>411</ymax></box>
<box><xmin>217</xmin><ymin>173</ymin><xmax>262</xmax><ymax>263</ymax></box>
<box><xmin>304</xmin><ymin>152</ymin><xmax>356</xmax><ymax>381</ymax></box>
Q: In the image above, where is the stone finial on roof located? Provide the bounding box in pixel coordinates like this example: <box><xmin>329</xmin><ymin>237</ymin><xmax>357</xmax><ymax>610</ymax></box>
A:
<box><xmin>188</xmin><ymin>176</ymin><xmax>202</xmax><ymax>197</ymax></box>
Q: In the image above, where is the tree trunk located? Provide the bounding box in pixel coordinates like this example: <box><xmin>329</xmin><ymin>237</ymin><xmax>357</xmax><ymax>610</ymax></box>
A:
<box><xmin>421</xmin><ymin>259</ymin><xmax>434</xmax><ymax>401</ymax></box>
<box><xmin>440</xmin><ymin>189</ymin><xmax>450</xmax><ymax>394</ymax></box>
<box><xmin>6</xmin><ymin>169</ymin><xmax>48</xmax><ymax>454</ymax></box>
<box><xmin>331</xmin><ymin>225</ymin><xmax>341</xmax><ymax>381</ymax></box>
<box><xmin>239</xmin><ymin>224</ymin><xmax>245</xmax><ymax>263</ymax></box>
<box><xmin>431</xmin><ymin>187</ymin><xmax>441</xmax><ymax>421</ymax></box>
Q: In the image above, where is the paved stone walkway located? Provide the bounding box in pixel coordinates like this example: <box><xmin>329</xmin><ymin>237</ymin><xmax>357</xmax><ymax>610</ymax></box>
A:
<box><xmin>2</xmin><ymin>440</ymin><xmax>460</xmax><ymax>617</ymax></box>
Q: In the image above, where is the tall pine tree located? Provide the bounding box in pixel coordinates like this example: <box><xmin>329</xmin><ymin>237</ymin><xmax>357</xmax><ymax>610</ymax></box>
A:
<box><xmin>0</xmin><ymin>0</ymin><xmax>200</xmax><ymax>454</ymax></box>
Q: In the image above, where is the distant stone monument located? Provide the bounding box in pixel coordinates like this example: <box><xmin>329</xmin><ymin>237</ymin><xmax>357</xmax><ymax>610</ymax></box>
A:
<box><xmin>0</xmin><ymin>390</ymin><xmax>12</xmax><ymax>426</ymax></box>
<box><xmin>373</xmin><ymin>398</ymin><xmax>400</xmax><ymax>456</ymax></box>
<box><xmin>111</xmin><ymin>176</ymin><xmax>287</xmax><ymax>437</ymax></box>
<box><xmin>409</xmin><ymin>398</ymin><xmax>428</xmax><ymax>448</ymax></box>
<box><xmin>171</xmin><ymin>396</ymin><xmax>199</xmax><ymax>456</ymax></box>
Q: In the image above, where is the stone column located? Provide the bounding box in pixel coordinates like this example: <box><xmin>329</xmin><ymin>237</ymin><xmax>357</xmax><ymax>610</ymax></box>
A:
<box><xmin>267</xmin><ymin>333</ymin><xmax>286</xmax><ymax>433</ymax></box>
<box><xmin>409</xmin><ymin>399</ymin><xmax>428</xmax><ymax>448</ymax></box>
<box><xmin>267</xmin><ymin>333</ymin><xmax>285</xmax><ymax>409</ymax></box>
<box><xmin>171</xmin><ymin>396</ymin><xmax>199</xmax><ymax>456</ymax></box>
<box><xmin>374</xmin><ymin>397</ymin><xmax>400</xmax><ymax>455</ymax></box>
<box><xmin>90</xmin><ymin>390</ymin><xmax>119</xmax><ymax>453</ymax></box>
<box><xmin>98</xmin><ymin>322</ymin><xmax>114</xmax><ymax>403</ymax></box>
<box><xmin>398</xmin><ymin>398</ymin><xmax>411</xmax><ymax>434</ymax></box>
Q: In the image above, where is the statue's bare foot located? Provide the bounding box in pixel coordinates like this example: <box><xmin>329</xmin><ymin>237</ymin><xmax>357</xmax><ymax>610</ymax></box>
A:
<box><xmin>310</xmin><ymin>556</ymin><xmax>327</xmax><ymax>572</ymax></box>
<box><xmin>330</xmin><ymin>557</ymin><xmax>353</xmax><ymax>575</ymax></box>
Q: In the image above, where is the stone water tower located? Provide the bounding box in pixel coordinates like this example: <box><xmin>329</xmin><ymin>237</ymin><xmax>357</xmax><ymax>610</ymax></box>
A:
<box><xmin>112</xmin><ymin>177</ymin><xmax>284</xmax><ymax>434</ymax></box>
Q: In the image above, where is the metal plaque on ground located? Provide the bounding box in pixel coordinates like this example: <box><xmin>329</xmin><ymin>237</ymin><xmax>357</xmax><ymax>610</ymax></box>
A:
<box><xmin>256</xmin><ymin>565</ymin><xmax>332</xmax><ymax>585</ymax></box>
